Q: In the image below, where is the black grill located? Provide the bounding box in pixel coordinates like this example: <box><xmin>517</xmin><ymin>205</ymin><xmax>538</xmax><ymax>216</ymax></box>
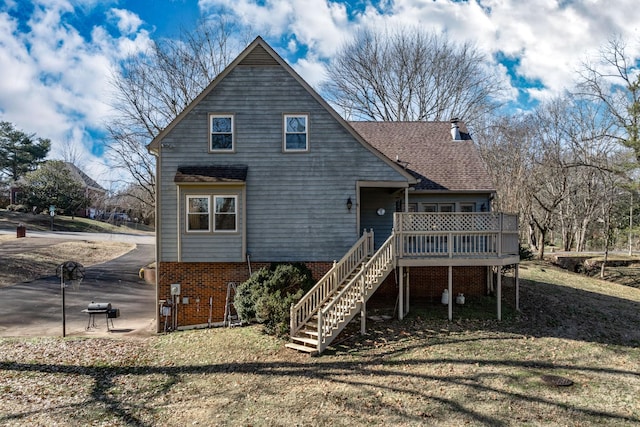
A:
<box><xmin>84</xmin><ymin>302</ymin><xmax>120</xmax><ymax>331</ymax></box>
<box><xmin>87</xmin><ymin>302</ymin><xmax>111</xmax><ymax>311</ymax></box>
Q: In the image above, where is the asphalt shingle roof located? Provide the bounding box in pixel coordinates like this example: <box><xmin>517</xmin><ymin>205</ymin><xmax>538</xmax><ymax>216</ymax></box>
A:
<box><xmin>174</xmin><ymin>165</ymin><xmax>248</xmax><ymax>183</ymax></box>
<box><xmin>349</xmin><ymin>121</ymin><xmax>495</xmax><ymax>192</ymax></box>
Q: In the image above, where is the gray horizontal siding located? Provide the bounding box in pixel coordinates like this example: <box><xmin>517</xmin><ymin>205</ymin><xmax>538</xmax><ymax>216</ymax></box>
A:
<box><xmin>159</xmin><ymin>66</ymin><xmax>408</xmax><ymax>262</ymax></box>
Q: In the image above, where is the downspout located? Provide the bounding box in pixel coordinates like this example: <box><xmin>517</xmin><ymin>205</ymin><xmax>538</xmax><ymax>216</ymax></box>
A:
<box><xmin>147</xmin><ymin>144</ymin><xmax>162</xmax><ymax>334</ymax></box>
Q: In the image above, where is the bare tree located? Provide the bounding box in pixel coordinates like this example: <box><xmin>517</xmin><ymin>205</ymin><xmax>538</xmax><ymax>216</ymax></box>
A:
<box><xmin>323</xmin><ymin>26</ymin><xmax>505</xmax><ymax>129</ymax></box>
<box><xmin>577</xmin><ymin>36</ymin><xmax>640</xmax><ymax>162</ymax></box>
<box><xmin>106</xmin><ymin>19</ymin><xmax>248</xmax><ymax>210</ymax></box>
<box><xmin>59</xmin><ymin>139</ymin><xmax>86</xmax><ymax>169</ymax></box>
<box><xmin>477</xmin><ymin>95</ymin><xmax>625</xmax><ymax>258</ymax></box>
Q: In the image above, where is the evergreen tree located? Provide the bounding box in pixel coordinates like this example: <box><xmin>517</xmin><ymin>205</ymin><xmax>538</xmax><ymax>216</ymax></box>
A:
<box><xmin>20</xmin><ymin>160</ymin><xmax>88</xmax><ymax>216</ymax></box>
<box><xmin>0</xmin><ymin>121</ymin><xmax>50</xmax><ymax>182</ymax></box>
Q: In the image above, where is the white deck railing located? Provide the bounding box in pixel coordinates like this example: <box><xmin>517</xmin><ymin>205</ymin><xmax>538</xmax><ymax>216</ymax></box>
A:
<box><xmin>290</xmin><ymin>230</ymin><xmax>374</xmax><ymax>337</ymax></box>
<box><xmin>288</xmin><ymin>212</ymin><xmax>520</xmax><ymax>354</ymax></box>
<box><xmin>394</xmin><ymin>212</ymin><xmax>519</xmax><ymax>259</ymax></box>
<box><xmin>318</xmin><ymin>233</ymin><xmax>395</xmax><ymax>353</ymax></box>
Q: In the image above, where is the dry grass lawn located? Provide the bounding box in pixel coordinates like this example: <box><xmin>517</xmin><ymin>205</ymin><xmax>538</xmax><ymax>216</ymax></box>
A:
<box><xmin>0</xmin><ymin>238</ymin><xmax>134</xmax><ymax>287</ymax></box>
<box><xmin>1</xmin><ymin>261</ymin><xmax>639</xmax><ymax>426</ymax></box>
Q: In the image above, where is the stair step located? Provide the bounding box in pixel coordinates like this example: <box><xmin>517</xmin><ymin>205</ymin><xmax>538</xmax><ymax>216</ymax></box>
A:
<box><xmin>291</xmin><ymin>336</ymin><xmax>318</xmax><ymax>346</ymax></box>
<box><xmin>285</xmin><ymin>342</ymin><xmax>318</xmax><ymax>355</ymax></box>
<box><xmin>302</xmin><ymin>329</ymin><xmax>319</xmax><ymax>338</ymax></box>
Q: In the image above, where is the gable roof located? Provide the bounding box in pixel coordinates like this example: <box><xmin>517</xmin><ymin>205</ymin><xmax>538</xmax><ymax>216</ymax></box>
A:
<box><xmin>349</xmin><ymin>121</ymin><xmax>495</xmax><ymax>192</ymax></box>
<box><xmin>64</xmin><ymin>162</ymin><xmax>105</xmax><ymax>192</ymax></box>
<box><xmin>147</xmin><ymin>36</ymin><xmax>416</xmax><ymax>185</ymax></box>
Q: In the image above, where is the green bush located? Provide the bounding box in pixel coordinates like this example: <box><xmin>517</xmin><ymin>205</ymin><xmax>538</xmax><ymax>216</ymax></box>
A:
<box><xmin>235</xmin><ymin>263</ymin><xmax>315</xmax><ymax>336</ymax></box>
<box><xmin>519</xmin><ymin>244</ymin><xmax>534</xmax><ymax>260</ymax></box>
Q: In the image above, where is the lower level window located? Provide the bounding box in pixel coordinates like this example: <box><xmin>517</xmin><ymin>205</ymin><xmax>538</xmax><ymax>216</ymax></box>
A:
<box><xmin>187</xmin><ymin>196</ymin><xmax>210</xmax><ymax>232</ymax></box>
<box><xmin>214</xmin><ymin>196</ymin><xmax>237</xmax><ymax>231</ymax></box>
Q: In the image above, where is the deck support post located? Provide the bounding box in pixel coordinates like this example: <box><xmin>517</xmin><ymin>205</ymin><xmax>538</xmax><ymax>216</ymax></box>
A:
<box><xmin>361</xmin><ymin>299</ymin><xmax>366</xmax><ymax>334</ymax></box>
<box><xmin>398</xmin><ymin>266</ymin><xmax>404</xmax><ymax>320</ymax></box>
<box><xmin>515</xmin><ymin>264</ymin><xmax>520</xmax><ymax>311</ymax></box>
<box><xmin>405</xmin><ymin>267</ymin><xmax>410</xmax><ymax>317</ymax></box>
<box><xmin>448</xmin><ymin>265</ymin><xmax>453</xmax><ymax>321</ymax></box>
<box><xmin>486</xmin><ymin>267</ymin><xmax>492</xmax><ymax>295</ymax></box>
<box><xmin>497</xmin><ymin>266</ymin><xmax>502</xmax><ymax>320</ymax></box>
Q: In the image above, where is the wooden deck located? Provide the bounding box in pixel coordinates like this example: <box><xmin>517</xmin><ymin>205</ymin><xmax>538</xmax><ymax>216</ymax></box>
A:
<box><xmin>289</xmin><ymin>212</ymin><xmax>521</xmax><ymax>354</ymax></box>
<box><xmin>394</xmin><ymin>212</ymin><xmax>519</xmax><ymax>266</ymax></box>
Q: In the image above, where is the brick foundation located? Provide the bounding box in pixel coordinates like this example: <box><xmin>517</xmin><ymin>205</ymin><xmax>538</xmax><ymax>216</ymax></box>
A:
<box><xmin>158</xmin><ymin>261</ymin><xmax>333</xmax><ymax>330</ymax></box>
<box><xmin>373</xmin><ymin>266</ymin><xmax>488</xmax><ymax>304</ymax></box>
<box><xmin>158</xmin><ymin>263</ymin><xmax>488</xmax><ymax>330</ymax></box>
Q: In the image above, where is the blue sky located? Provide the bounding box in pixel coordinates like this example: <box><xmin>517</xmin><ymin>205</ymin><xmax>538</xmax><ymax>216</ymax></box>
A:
<box><xmin>1</xmin><ymin>0</ymin><xmax>640</xmax><ymax>187</ymax></box>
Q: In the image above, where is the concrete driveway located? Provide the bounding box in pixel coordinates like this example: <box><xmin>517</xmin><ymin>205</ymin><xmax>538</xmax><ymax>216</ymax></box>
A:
<box><xmin>0</xmin><ymin>237</ymin><xmax>156</xmax><ymax>338</ymax></box>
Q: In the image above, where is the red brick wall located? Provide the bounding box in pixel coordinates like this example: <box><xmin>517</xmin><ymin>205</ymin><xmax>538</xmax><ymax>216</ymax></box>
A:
<box><xmin>374</xmin><ymin>266</ymin><xmax>488</xmax><ymax>303</ymax></box>
<box><xmin>158</xmin><ymin>261</ymin><xmax>333</xmax><ymax>329</ymax></box>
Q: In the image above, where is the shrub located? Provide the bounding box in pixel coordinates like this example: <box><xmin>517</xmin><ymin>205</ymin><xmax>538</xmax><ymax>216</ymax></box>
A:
<box><xmin>235</xmin><ymin>263</ymin><xmax>315</xmax><ymax>336</ymax></box>
<box><xmin>519</xmin><ymin>244</ymin><xmax>534</xmax><ymax>260</ymax></box>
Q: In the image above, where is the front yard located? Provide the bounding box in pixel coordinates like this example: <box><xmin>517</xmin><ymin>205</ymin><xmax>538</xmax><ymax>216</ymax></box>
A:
<box><xmin>1</xmin><ymin>261</ymin><xmax>639</xmax><ymax>426</ymax></box>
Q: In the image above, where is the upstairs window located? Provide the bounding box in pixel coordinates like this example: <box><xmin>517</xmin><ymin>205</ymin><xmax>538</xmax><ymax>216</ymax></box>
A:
<box><xmin>214</xmin><ymin>196</ymin><xmax>237</xmax><ymax>232</ymax></box>
<box><xmin>284</xmin><ymin>114</ymin><xmax>308</xmax><ymax>152</ymax></box>
<box><xmin>186</xmin><ymin>196</ymin><xmax>210</xmax><ymax>232</ymax></box>
<box><xmin>210</xmin><ymin>114</ymin><xmax>234</xmax><ymax>152</ymax></box>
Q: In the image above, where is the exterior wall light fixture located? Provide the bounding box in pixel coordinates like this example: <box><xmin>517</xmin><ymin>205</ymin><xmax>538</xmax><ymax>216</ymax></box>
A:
<box><xmin>347</xmin><ymin>197</ymin><xmax>353</xmax><ymax>211</ymax></box>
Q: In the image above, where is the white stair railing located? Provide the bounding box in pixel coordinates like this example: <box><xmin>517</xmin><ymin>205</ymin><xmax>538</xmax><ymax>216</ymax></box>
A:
<box><xmin>318</xmin><ymin>233</ymin><xmax>395</xmax><ymax>353</ymax></box>
<box><xmin>290</xmin><ymin>230</ymin><xmax>374</xmax><ymax>337</ymax></box>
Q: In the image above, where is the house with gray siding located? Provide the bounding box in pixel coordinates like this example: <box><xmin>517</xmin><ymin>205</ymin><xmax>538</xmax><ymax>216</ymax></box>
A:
<box><xmin>148</xmin><ymin>37</ymin><xmax>519</xmax><ymax>353</ymax></box>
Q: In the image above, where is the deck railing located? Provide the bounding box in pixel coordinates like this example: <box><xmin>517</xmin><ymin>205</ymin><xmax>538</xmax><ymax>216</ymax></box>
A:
<box><xmin>290</xmin><ymin>230</ymin><xmax>374</xmax><ymax>337</ymax></box>
<box><xmin>318</xmin><ymin>233</ymin><xmax>395</xmax><ymax>353</ymax></box>
<box><xmin>394</xmin><ymin>212</ymin><xmax>519</xmax><ymax>259</ymax></box>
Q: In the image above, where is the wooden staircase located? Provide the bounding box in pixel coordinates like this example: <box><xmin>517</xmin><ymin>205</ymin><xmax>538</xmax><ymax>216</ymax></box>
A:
<box><xmin>287</xmin><ymin>231</ymin><xmax>396</xmax><ymax>355</ymax></box>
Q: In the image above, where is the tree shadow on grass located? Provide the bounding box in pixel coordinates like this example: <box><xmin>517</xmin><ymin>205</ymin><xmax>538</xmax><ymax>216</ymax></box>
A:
<box><xmin>1</xmin><ymin>344</ymin><xmax>639</xmax><ymax>426</ymax></box>
<box><xmin>507</xmin><ymin>276</ymin><xmax>640</xmax><ymax>346</ymax></box>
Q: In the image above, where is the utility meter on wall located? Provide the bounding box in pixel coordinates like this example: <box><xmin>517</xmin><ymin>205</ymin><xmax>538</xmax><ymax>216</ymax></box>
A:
<box><xmin>170</xmin><ymin>283</ymin><xmax>181</xmax><ymax>296</ymax></box>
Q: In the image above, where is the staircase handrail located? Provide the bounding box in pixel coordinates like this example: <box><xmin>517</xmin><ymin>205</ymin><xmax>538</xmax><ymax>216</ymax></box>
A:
<box><xmin>318</xmin><ymin>233</ymin><xmax>395</xmax><ymax>352</ymax></box>
<box><xmin>290</xmin><ymin>230</ymin><xmax>374</xmax><ymax>336</ymax></box>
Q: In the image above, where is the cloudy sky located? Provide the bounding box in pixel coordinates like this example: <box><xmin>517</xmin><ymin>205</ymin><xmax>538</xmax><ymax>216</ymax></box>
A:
<box><xmin>1</xmin><ymin>0</ymin><xmax>640</xmax><ymax>188</ymax></box>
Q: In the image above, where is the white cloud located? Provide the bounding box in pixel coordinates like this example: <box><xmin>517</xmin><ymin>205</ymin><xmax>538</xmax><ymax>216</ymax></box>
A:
<box><xmin>0</xmin><ymin>1</ymin><xmax>152</xmax><ymax>188</ymax></box>
<box><xmin>107</xmin><ymin>8</ymin><xmax>143</xmax><ymax>35</ymax></box>
<box><xmin>199</xmin><ymin>0</ymin><xmax>640</xmax><ymax>105</ymax></box>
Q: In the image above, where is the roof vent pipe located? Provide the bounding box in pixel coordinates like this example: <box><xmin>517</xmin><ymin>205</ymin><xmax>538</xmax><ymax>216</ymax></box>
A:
<box><xmin>450</xmin><ymin>118</ymin><xmax>461</xmax><ymax>140</ymax></box>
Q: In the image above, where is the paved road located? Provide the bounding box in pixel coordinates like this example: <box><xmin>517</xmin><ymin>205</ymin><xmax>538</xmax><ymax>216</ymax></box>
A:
<box><xmin>0</xmin><ymin>228</ymin><xmax>154</xmax><ymax>245</ymax></box>
<box><xmin>0</xmin><ymin>237</ymin><xmax>156</xmax><ymax>338</ymax></box>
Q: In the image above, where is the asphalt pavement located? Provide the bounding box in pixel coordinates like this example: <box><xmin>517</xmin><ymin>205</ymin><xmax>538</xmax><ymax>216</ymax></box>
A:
<box><xmin>0</xmin><ymin>234</ymin><xmax>156</xmax><ymax>338</ymax></box>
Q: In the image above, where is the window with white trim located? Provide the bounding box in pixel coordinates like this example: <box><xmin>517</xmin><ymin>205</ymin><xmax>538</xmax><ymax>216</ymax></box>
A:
<box><xmin>210</xmin><ymin>114</ymin><xmax>234</xmax><ymax>152</ymax></box>
<box><xmin>214</xmin><ymin>195</ymin><xmax>237</xmax><ymax>232</ymax></box>
<box><xmin>460</xmin><ymin>203</ymin><xmax>475</xmax><ymax>212</ymax></box>
<box><xmin>284</xmin><ymin>114</ymin><xmax>308</xmax><ymax>151</ymax></box>
<box><xmin>186</xmin><ymin>196</ymin><xmax>210</xmax><ymax>232</ymax></box>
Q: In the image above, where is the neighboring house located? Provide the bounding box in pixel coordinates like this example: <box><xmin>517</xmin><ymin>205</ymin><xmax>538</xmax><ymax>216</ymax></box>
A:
<box><xmin>63</xmin><ymin>162</ymin><xmax>107</xmax><ymax>218</ymax></box>
<box><xmin>10</xmin><ymin>161</ymin><xmax>106</xmax><ymax>218</ymax></box>
<box><xmin>148</xmin><ymin>37</ymin><xmax>520</xmax><ymax>353</ymax></box>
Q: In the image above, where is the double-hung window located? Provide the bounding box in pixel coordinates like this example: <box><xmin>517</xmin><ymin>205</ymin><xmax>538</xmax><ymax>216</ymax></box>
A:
<box><xmin>186</xmin><ymin>195</ymin><xmax>238</xmax><ymax>233</ymax></box>
<box><xmin>210</xmin><ymin>114</ymin><xmax>234</xmax><ymax>152</ymax></box>
<box><xmin>186</xmin><ymin>196</ymin><xmax>210</xmax><ymax>232</ymax></box>
<box><xmin>284</xmin><ymin>114</ymin><xmax>308</xmax><ymax>151</ymax></box>
<box><xmin>214</xmin><ymin>196</ymin><xmax>237</xmax><ymax>232</ymax></box>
